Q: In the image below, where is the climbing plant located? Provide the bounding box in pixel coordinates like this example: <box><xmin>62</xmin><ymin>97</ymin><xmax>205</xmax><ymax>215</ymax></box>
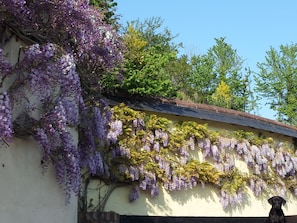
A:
<box><xmin>0</xmin><ymin>0</ymin><xmax>123</xmax><ymax>200</ymax></box>
<box><xmin>99</xmin><ymin>103</ymin><xmax>297</xmax><ymax>209</ymax></box>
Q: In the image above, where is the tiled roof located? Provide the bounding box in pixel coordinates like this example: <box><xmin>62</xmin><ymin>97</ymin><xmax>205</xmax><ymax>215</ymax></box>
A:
<box><xmin>103</xmin><ymin>94</ymin><xmax>297</xmax><ymax>138</ymax></box>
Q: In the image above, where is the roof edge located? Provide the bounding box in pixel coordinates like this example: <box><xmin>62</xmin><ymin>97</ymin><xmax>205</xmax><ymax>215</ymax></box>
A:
<box><xmin>103</xmin><ymin>94</ymin><xmax>297</xmax><ymax>138</ymax></box>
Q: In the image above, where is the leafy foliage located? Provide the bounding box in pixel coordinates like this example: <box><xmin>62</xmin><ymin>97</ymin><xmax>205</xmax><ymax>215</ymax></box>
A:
<box><xmin>178</xmin><ymin>54</ymin><xmax>216</xmax><ymax>103</ymax></box>
<box><xmin>211</xmin><ymin>80</ymin><xmax>232</xmax><ymax>108</ymax></box>
<box><xmin>117</xmin><ymin>18</ymin><xmax>180</xmax><ymax>97</ymax></box>
<box><xmin>178</xmin><ymin>37</ymin><xmax>253</xmax><ymax>112</ymax></box>
<box><xmin>255</xmin><ymin>44</ymin><xmax>297</xmax><ymax>125</ymax></box>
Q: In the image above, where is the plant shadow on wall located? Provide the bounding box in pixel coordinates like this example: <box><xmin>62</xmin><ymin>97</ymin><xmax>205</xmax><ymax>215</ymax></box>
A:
<box><xmin>84</xmin><ymin>103</ymin><xmax>297</xmax><ymax>212</ymax></box>
<box><xmin>138</xmin><ymin>186</ymin><xmax>173</xmax><ymax>216</ymax></box>
<box><xmin>166</xmin><ymin>182</ymin><xmax>251</xmax><ymax>215</ymax></box>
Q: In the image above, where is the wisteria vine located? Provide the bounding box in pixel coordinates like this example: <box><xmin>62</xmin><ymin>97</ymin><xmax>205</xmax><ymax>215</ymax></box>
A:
<box><xmin>98</xmin><ymin>104</ymin><xmax>297</xmax><ymax>209</ymax></box>
<box><xmin>0</xmin><ymin>0</ymin><xmax>123</xmax><ymax>199</ymax></box>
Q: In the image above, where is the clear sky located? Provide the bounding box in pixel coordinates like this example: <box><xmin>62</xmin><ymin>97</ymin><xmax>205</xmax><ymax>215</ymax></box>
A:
<box><xmin>115</xmin><ymin>0</ymin><xmax>297</xmax><ymax>120</ymax></box>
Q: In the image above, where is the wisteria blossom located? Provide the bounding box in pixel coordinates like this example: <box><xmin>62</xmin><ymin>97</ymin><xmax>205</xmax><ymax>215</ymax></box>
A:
<box><xmin>106</xmin><ymin>104</ymin><xmax>297</xmax><ymax>209</ymax></box>
<box><xmin>0</xmin><ymin>91</ymin><xmax>13</xmax><ymax>141</ymax></box>
<box><xmin>107</xmin><ymin>120</ymin><xmax>123</xmax><ymax>144</ymax></box>
<box><xmin>0</xmin><ymin>0</ymin><xmax>123</xmax><ymax>199</ymax></box>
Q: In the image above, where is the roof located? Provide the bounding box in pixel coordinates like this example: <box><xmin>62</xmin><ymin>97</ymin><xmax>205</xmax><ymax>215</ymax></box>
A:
<box><xmin>103</xmin><ymin>94</ymin><xmax>297</xmax><ymax>139</ymax></box>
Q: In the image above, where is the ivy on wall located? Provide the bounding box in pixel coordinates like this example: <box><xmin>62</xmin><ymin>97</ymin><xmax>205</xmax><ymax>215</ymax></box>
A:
<box><xmin>99</xmin><ymin>103</ymin><xmax>297</xmax><ymax>209</ymax></box>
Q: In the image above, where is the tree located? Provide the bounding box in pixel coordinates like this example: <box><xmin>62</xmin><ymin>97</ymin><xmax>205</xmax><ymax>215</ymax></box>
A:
<box><xmin>179</xmin><ymin>54</ymin><xmax>217</xmax><ymax>103</ymax></box>
<box><xmin>166</xmin><ymin>55</ymin><xmax>192</xmax><ymax>101</ymax></box>
<box><xmin>126</xmin><ymin>17</ymin><xmax>179</xmax><ymax>52</ymax></box>
<box><xmin>0</xmin><ymin>0</ymin><xmax>123</xmax><ymax>197</ymax></box>
<box><xmin>208</xmin><ymin>37</ymin><xmax>250</xmax><ymax>111</ymax></box>
<box><xmin>182</xmin><ymin>37</ymin><xmax>253</xmax><ymax>111</ymax></box>
<box><xmin>118</xmin><ymin>18</ymin><xmax>180</xmax><ymax>97</ymax></box>
<box><xmin>255</xmin><ymin>44</ymin><xmax>297</xmax><ymax>125</ymax></box>
<box><xmin>89</xmin><ymin>0</ymin><xmax>119</xmax><ymax>28</ymax></box>
<box><xmin>211</xmin><ymin>80</ymin><xmax>232</xmax><ymax>108</ymax></box>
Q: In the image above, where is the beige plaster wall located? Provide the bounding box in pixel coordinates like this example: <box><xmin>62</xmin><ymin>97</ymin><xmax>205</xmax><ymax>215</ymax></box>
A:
<box><xmin>1</xmin><ymin>32</ymin><xmax>78</xmax><ymax>223</ymax></box>
<box><xmin>102</xmin><ymin>185</ymin><xmax>297</xmax><ymax>217</ymax></box>
<box><xmin>86</xmin><ymin>117</ymin><xmax>297</xmax><ymax>217</ymax></box>
<box><xmin>0</xmin><ymin>138</ymin><xmax>77</xmax><ymax>223</ymax></box>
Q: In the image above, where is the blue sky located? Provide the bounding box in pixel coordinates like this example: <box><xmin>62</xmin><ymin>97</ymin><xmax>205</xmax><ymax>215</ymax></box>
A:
<box><xmin>115</xmin><ymin>0</ymin><xmax>297</xmax><ymax>120</ymax></box>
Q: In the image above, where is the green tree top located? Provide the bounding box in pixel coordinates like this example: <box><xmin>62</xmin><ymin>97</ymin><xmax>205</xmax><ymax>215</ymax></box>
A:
<box><xmin>118</xmin><ymin>17</ymin><xmax>181</xmax><ymax>97</ymax></box>
<box><xmin>255</xmin><ymin>44</ymin><xmax>297</xmax><ymax>125</ymax></box>
<box><xmin>211</xmin><ymin>80</ymin><xmax>232</xmax><ymax>108</ymax></box>
<box><xmin>178</xmin><ymin>37</ymin><xmax>253</xmax><ymax>112</ymax></box>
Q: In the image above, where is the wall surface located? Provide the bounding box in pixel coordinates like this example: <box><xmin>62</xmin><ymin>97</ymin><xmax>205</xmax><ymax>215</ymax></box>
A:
<box><xmin>0</xmin><ymin>138</ymin><xmax>77</xmax><ymax>223</ymax></box>
<box><xmin>102</xmin><ymin>185</ymin><xmax>297</xmax><ymax>217</ymax></box>
<box><xmin>0</xmin><ymin>35</ymin><xmax>77</xmax><ymax>223</ymax></box>
<box><xmin>88</xmin><ymin>152</ymin><xmax>297</xmax><ymax>217</ymax></box>
<box><xmin>85</xmin><ymin>102</ymin><xmax>297</xmax><ymax>218</ymax></box>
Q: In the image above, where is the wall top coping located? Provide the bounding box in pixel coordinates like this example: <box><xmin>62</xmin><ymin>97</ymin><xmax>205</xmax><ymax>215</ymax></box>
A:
<box><xmin>103</xmin><ymin>94</ymin><xmax>297</xmax><ymax>139</ymax></box>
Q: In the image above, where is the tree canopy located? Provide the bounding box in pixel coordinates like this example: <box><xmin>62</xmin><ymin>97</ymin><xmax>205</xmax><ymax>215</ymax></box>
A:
<box><xmin>176</xmin><ymin>37</ymin><xmax>254</xmax><ymax>112</ymax></box>
<box><xmin>255</xmin><ymin>44</ymin><xmax>297</xmax><ymax>125</ymax></box>
<box><xmin>114</xmin><ymin>17</ymin><xmax>180</xmax><ymax>97</ymax></box>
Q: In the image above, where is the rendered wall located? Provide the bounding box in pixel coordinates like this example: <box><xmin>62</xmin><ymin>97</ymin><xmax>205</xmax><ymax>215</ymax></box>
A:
<box><xmin>88</xmin><ymin>158</ymin><xmax>297</xmax><ymax>217</ymax></box>
<box><xmin>0</xmin><ymin>34</ymin><xmax>78</xmax><ymax>223</ymax></box>
<box><xmin>86</xmin><ymin>109</ymin><xmax>297</xmax><ymax>217</ymax></box>
<box><xmin>0</xmin><ymin>137</ymin><xmax>77</xmax><ymax>223</ymax></box>
<box><xmin>103</xmin><ymin>185</ymin><xmax>297</xmax><ymax>217</ymax></box>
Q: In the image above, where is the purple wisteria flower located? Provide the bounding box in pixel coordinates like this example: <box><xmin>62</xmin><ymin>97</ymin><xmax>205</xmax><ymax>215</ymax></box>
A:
<box><xmin>60</xmin><ymin>98</ymin><xmax>79</xmax><ymax>125</ymax></box>
<box><xmin>180</xmin><ymin>146</ymin><xmax>189</xmax><ymax>165</ymax></box>
<box><xmin>33</xmin><ymin>127</ymin><xmax>51</xmax><ymax>167</ymax></box>
<box><xmin>236</xmin><ymin>141</ymin><xmax>250</xmax><ymax>156</ymax></box>
<box><xmin>129</xmin><ymin>166</ymin><xmax>140</xmax><ymax>181</ymax></box>
<box><xmin>107</xmin><ymin>120</ymin><xmax>123</xmax><ymax>144</ymax></box>
<box><xmin>218</xmin><ymin>136</ymin><xmax>231</xmax><ymax>150</ymax></box>
<box><xmin>211</xmin><ymin>144</ymin><xmax>220</xmax><ymax>162</ymax></box>
<box><xmin>114</xmin><ymin>146</ymin><xmax>131</xmax><ymax>158</ymax></box>
<box><xmin>220</xmin><ymin>190</ymin><xmax>243</xmax><ymax>209</ymax></box>
<box><xmin>93</xmin><ymin>106</ymin><xmax>108</xmax><ymax>141</ymax></box>
<box><xmin>151</xmin><ymin>184</ymin><xmax>159</xmax><ymax>197</ymax></box>
<box><xmin>129</xmin><ymin>186</ymin><xmax>140</xmax><ymax>202</ymax></box>
<box><xmin>0</xmin><ymin>0</ymin><xmax>124</xmax><ymax>199</ymax></box>
<box><xmin>0</xmin><ymin>91</ymin><xmax>13</xmax><ymax>141</ymax></box>
<box><xmin>261</xmin><ymin>143</ymin><xmax>275</xmax><ymax>161</ymax></box>
<box><xmin>249</xmin><ymin>178</ymin><xmax>267</xmax><ymax>197</ymax></box>
<box><xmin>139</xmin><ymin>172</ymin><xmax>157</xmax><ymax>191</ymax></box>
<box><xmin>197</xmin><ymin>138</ymin><xmax>211</xmax><ymax>158</ymax></box>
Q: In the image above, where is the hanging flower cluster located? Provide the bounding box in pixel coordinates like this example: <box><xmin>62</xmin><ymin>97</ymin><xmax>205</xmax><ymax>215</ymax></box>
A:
<box><xmin>101</xmin><ymin>104</ymin><xmax>297</xmax><ymax>209</ymax></box>
<box><xmin>0</xmin><ymin>0</ymin><xmax>123</xmax><ymax>199</ymax></box>
<box><xmin>0</xmin><ymin>91</ymin><xmax>13</xmax><ymax>140</ymax></box>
